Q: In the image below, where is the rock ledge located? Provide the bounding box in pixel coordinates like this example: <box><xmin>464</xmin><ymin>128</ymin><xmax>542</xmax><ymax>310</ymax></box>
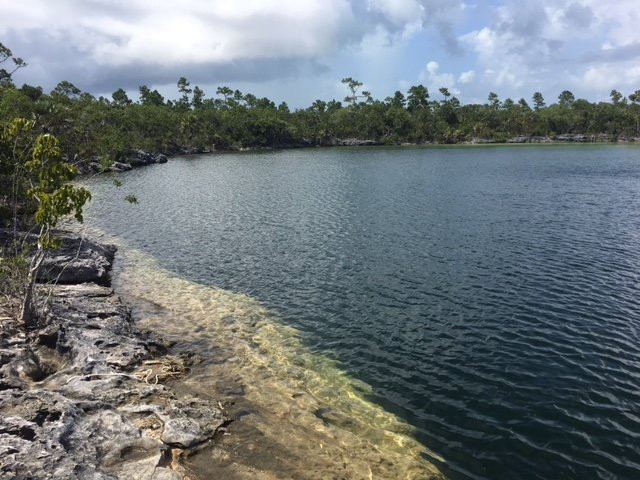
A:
<box><xmin>0</xmin><ymin>234</ymin><xmax>226</xmax><ymax>479</ymax></box>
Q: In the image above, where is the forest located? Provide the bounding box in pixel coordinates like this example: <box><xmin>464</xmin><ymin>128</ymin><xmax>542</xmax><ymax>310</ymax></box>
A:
<box><xmin>2</xmin><ymin>42</ymin><xmax>640</xmax><ymax>166</ymax></box>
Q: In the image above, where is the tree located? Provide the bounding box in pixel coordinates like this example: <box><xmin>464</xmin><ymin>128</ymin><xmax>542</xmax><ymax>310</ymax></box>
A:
<box><xmin>277</xmin><ymin>101</ymin><xmax>290</xmax><ymax>114</ymax></box>
<box><xmin>341</xmin><ymin>77</ymin><xmax>364</xmax><ymax>106</ymax></box>
<box><xmin>216</xmin><ymin>86</ymin><xmax>234</xmax><ymax>103</ymax></box>
<box><xmin>439</xmin><ymin>87</ymin><xmax>451</xmax><ymax>101</ymax></box>
<box><xmin>175</xmin><ymin>77</ymin><xmax>192</xmax><ymax>110</ymax></box>
<box><xmin>51</xmin><ymin>80</ymin><xmax>81</xmax><ymax>100</ymax></box>
<box><xmin>192</xmin><ymin>86</ymin><xmax>205</xmax><ymax>109</ymax></box>
<box><xmin>610</xmin><ymin>89</ymin><xmax>623</xmax><ymax>105</ymax></box>
<box><xmin>629</xmin><ymin>90</ymin><xmax>640</xmax><ymax>135</ymax></box>
<box><xmin>112</xmin><ymin>88</ymin><xmax>132</xmax><ymax>107</ymax></box>
<box><xmin>0</xmin><ymin>42</ymin><xmax>27</xmax><ymax>84</ymax></box>
<box><xmin>385</xmin><ymin>91</ymin><xmax>406</xmax><ymax>109</ymax></box>
<box><xmin>1</xmin><ymin>118</ymin><xmax>91</xmax><ymax>326</ymax></box>
<box><xmin>177</xmin><ymin>77</ymin><xmax>192</xmax><ymax>95</ymax></box>
<box><xmin>558</xmin><ymin>90</ymin><xmax>575</xmax><ymax>106</ymax></box>
<box><xmin>20</xmin><ymin>84</ymin><xmax>43</xmax><ymax>102</ymax></box>
<box><xmin>532</xmin><ymin>92</ymin><xmax>545</xmax><ymax>110</ymax></box>
<box><xmin>406</xmin><ymin>85</ymin><xmax>429</xmax><ymax>111</ymax></box>
<box><xmin>138</xmin><ymin>85</ymin><xmax>165</xmax><ymax>106</ymax></box>
<box><xmin>488</xmin><ymin>92</ymin><xmax>500</xmax><ymax>108</ymax></box>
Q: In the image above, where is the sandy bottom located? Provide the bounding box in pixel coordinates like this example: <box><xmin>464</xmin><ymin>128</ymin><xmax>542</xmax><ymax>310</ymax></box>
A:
<box><xmin>82</xmin><ymin>227</ymin><xmax>445</xmax><ymax>480</ymax></box>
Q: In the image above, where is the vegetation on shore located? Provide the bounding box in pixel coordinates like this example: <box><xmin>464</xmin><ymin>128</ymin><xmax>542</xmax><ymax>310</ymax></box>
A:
<box><xmin>2</xmin><ymin>40</ymin><xmax>640</xmax><ymax>314</ymax></box>
<box><xmin>1</xmin><ymin>43</ymin><xmax>640</xmax><ymax>167</ymax></box>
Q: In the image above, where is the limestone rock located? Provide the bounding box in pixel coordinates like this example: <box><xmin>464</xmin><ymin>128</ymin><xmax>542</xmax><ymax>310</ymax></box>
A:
<box><xmin>0</xmin><ymin>234</ymin><xmax>226</xmax><ymax>479</ymax></box>
<box><xmin>126</xmin><ymin>150</ymin><xmax>168</xmax><ymax>167</ymax></box>
<box><xmin>0</xmin><ymin>229</ymin><xmax>116</xmax><ymax>286</ymax></box>
<box><xmin>335</xmin><ymin>138</ymin><xmax>383</xmax><ymax>147</ymax></box>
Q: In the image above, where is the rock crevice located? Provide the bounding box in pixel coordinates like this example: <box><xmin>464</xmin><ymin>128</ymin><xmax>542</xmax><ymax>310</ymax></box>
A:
<box><xmin>0</xmin><ymin>233</ymin><xmax>226</xmax><ymax>479</ymax></box>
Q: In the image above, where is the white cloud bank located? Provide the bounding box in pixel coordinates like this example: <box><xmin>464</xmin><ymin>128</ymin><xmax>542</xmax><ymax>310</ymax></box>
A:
<box><xmin>0</xmin><ymin>0</ymin><xmax>465</xmax><ymax>68</ymax></box>
<box><xmin>459</xmin><ymin>0</ymin><xmax>640</xmax><ymax>100</ymax></box>
<box><xmin>1</xmin><ymin>0</ymin><xmax>359</xmax><ymax>66</ymax></box>
<box><xmin>1</xmin><ymin>0</ymin><xmax>639</xmax><ymax>104</ymax></box>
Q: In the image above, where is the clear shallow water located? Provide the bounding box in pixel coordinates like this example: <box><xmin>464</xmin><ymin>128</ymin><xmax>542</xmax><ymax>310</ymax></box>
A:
<box><xmin>84</xmin><ymin>145</ymin><xmax>640</xmax><ymax>480</ymax></box>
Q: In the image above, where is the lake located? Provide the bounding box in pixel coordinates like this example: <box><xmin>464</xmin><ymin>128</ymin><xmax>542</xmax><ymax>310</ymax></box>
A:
<box><xmin>83</xmin><ymin>145</ymin><xmax>640</xmax><ymax>480</ymax></box>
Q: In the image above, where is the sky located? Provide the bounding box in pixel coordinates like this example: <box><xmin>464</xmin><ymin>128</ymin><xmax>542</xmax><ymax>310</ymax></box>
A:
<box><xmin>2</xmin><ymin>0</ymin><xmax>640</xmax><ymax>108</ymax></box>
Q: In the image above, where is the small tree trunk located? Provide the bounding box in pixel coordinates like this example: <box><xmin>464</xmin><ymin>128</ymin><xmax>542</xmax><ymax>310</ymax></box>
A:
<box><xmin>20</xmin><ymin>243</ymin><xmax>45</xmax><ymax>329</ymax></box>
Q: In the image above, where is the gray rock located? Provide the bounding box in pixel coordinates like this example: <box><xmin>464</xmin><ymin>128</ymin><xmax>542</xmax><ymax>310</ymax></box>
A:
<box><xmin>0</xmin><ymin>234</ymin><xmax>226</xmax><ymax>479</ymax></box>
<box><xmin>335</xmin><ymin>138</ymin><xmax>383</xmax><ymax>146</ymax></box>
<box><xmin>111</xmin><ymin>161</ymin><xmax>133</xmax><ymax>172</ymax></box>
<box><xmin>0</xmin><ymin>229</ymin><xmax>116</xmax><ymax>286</ymax></box>
<box><xmin>556</xmin><ymin>133</ymin><xmax>588</xmax><ymax>142</ymax></box>
<box><xmin>161</xmin><ymin>418</ymin><xmax>201</xmax><ymax>447</ymax></box>
<box><xmin>42</xmin><ymin>234</ymin><xmax>116</xmax><ymax>285</ymax></box>
<box><xmin>126</xmin><ymin>150</ymin><xmax>168</xmax><ymax>167</ymax></box>
<box><xmin>152</xmin><ymin>469</ymin><xmax>183</xmax><ymax>480</ymax></box>
<box><xmin>507</xmin><ymin>135</ymin><xmax>554</xmax><ymax>143</ymax></box>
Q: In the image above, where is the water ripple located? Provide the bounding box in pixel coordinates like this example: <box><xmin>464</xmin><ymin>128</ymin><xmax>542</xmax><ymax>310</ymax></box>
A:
<box><xmin>84</xmin><ymin>146</ymin><xmax>640</xmax><ymax>480</ymax></box>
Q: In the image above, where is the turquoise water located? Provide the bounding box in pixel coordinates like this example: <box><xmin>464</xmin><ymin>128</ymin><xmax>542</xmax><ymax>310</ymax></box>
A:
<box><xmin>84</xmin><ymin>145</ymin><xmax>640</xmax><ymax>480</ymax></box>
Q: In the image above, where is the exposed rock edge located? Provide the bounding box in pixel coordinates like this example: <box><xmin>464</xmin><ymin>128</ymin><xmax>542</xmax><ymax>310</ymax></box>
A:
<box><xmin>0</xmin><ymin>232</ymin><xmax>227</xmax><ymax>479</ymax></box>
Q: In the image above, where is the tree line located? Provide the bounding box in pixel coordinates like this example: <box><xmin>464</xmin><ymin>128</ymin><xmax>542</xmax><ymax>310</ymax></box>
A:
<box><xmin>2</xmin><ymin>47</ymin><xmax>640</xmax><ymax>167</ymax></box>
<box><xmin>4</xmin><ymin>36</ymin><xmax>640</xmax><ymax>235</ymax></box>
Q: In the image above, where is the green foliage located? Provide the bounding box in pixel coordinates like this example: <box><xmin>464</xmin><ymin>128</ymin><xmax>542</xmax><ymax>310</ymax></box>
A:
<box><xmin>0</xmin><ymin>250</ymin><xmax>28</xmax><ymax>301</ymax></box>
<box><xmin>1</xmin><ymin>117</ymin><xmax>91</xmax><ymax>230</ymax></box>
<box><xmin>112</xmin><ymin>88</ymin><xmax>132</xmax><ymax>107</ymax></box>
<box><xmin>6</xmin><ymin>120</ymin><xmax>92</xmax><ymax>231</ymax></box>
<box><xmin>1</xmin><ymin>116</ymin><xmax>93</xmax><ymax>325</ymax></box>
<box><xmin>0</xmin><ymin>42</ymin><xmax>27</xmax><ymax>85</ymax></box>
<box><xmin>341</xmin><ymin>77</ymin><xmax>367</xmax><ymax>106</ymax></box>
<box><xmin>139</xmin><ymin>85</ymin><xmax>165</xmax><ymax>106</ymax></box>
<box><xmin>2</xmin><ymin>43</ymin><xmax>640</xmax><ymax>171</ymax></box>
<box><xmin>558</xmin><ymin>90</ymin><xmax>575</xmax><ymax>106</ymax></box>
<box><xmin>51</xmin><ymin>80</ymin><xmax>81</xmax><ymax>99</ymax></box>
<box><xmin>532</xmin><ymin>92</ymin><xmax>545</xmax><ymax>111</ymax></box>
<box><xmin>406</xmin><ymin>85</ymin><xmax>428</xmax><ymax>111</ymax></box>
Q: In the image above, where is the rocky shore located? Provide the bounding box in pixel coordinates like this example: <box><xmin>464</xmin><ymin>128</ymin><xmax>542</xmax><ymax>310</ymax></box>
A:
<box><xmin>77</xmin><ymin>150</ymin><xmax>168</xmax><ymax>175</ymax></box>
<box><xmin>72</xmin><ymin>134</ymin><xmax>640</xmax><ymax>177</ymax></box>
<box><xmin>0</xmin><ymin>232</ymin><xmax>227</xmax><ymax>479</ymax></box>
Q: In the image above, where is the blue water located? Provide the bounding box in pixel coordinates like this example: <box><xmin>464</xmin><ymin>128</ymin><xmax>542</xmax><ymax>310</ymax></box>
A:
<box><xmin>85</xmin><ymin>145</ymin><xmax>640</xmax><ymax>480</ymax></box>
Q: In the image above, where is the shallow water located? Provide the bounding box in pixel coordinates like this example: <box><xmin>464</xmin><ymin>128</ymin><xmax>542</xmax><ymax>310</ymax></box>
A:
<box><xmin>83</xmin><ymin>145</ymin><xmax>640</xmax><ymax>480</ymax></box>
<box><xmin>81</xmin><ymin>231</ymin><xmax>442</xmax><ymax>479</ymax></box>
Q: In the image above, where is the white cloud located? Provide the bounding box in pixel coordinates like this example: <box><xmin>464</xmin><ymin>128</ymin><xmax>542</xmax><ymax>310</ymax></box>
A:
<box><xmin>579</xmin><ymin>0</ymin><xmax>640</xmax><ymax>47</ymax></box>
<box><xmin>3</xmin><ymin>0</ymin><xmax>449</xmax><ymax>68</ymax></box>
<box><xmin>458</xmin><ymin>70</ymin><xmax>475</xmax><ymax>83</ymax></box>
<box><xmin>458</xmin><ymin>0</ymin><xmax>640</xmax><ymax>99</ymax></box>
<box><xmin>0</xmin><ymin>1</ymin><xmax>360</xmax><ymax>67</ymax></box>
<box><xmin>577</xmin><ymin>63</ymin><xmax>640</xmax><ymax>91</ymax></box>
<box><xmin>4</xmin><ymin>0</ymin><xmax>639</xmax><ymax>105</ymax></box>
<box><xmin>368</xmin><ymin>0</ymin><xmax>425</xmax><ymax>27</ymax></box>
<box><xmin>420</xmin><ymin>61</ymin><xmax>460</xmax><ymax>95</ymax></box>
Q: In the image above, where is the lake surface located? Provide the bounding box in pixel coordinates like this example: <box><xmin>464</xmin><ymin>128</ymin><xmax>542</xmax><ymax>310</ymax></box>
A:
<box><xmin>84</xmin><ymin>145</ymin><xmax>640</xmax><ymax>480</ymax></box>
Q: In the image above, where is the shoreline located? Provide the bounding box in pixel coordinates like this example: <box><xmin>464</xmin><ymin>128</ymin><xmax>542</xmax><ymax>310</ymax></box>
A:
<box><xmin>1</xmin><ymin>230</ymin><xmax>446</xmax><ymax>479</ymax></box>
<box><xmin>0</xmin><ymin>232</ymin><xmax>228</xmax><ymax>479</ymax></box>
<box><xmin>77</xmin><ymin>135</ymin><xmax>640</xmax><ymax>174</ymax></box>
<box><xmin>89</xmin><ymin>230</ymin><xmax>447</xmax><ymax>480</ymax></box>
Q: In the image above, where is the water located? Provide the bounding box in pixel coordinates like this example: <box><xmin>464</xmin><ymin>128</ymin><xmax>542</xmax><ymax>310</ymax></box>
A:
<box><xmin>82</xmin><ymin>145</ymin><xmax>640</xmax><ymax>480</ymax></box>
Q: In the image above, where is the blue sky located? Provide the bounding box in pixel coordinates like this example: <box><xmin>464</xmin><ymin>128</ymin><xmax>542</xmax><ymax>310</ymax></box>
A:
<box><xmin>2</xmin><ymin>0</ymin><xmax>640</xmax><ymax>108</ymax></box>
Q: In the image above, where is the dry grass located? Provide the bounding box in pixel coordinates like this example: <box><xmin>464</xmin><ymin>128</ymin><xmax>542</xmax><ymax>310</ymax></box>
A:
<box><xmin>132</xmin><ymin>355</ymin><xmax>190</xmax><ymax>384</ymax></box>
